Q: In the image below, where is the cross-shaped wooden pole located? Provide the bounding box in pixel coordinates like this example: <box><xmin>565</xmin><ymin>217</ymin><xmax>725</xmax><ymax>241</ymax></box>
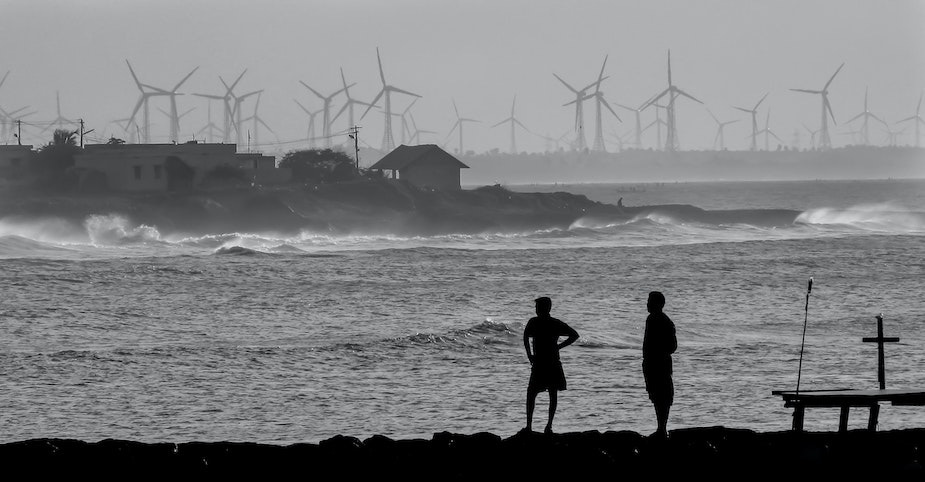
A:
<box><xmin>862</xmin><ymin>313</ymin><xmax>900</xmax><ymax>390</ymax></box>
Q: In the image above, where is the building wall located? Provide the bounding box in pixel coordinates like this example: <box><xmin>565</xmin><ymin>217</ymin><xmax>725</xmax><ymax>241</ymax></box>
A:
<box><xmin>75</xmin><ymin>142</ymin><xmax>286</xmax><ymax>191</ymax></box>
<box><xmin>400</xmin><ymin>163</ymin><xmax>461</xmax><ymax>190</ymax></box>
<box><xmin>0</xmin><ymin>145</ymin><xmax>34</xmax><ymax>177</ymax></box>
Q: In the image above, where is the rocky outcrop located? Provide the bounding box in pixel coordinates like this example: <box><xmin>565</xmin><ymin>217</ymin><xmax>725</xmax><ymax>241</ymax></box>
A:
<box><xmin>3</xmin><ymin>427</ymin><xmax>923</xmax><ymax>478</ymax></box>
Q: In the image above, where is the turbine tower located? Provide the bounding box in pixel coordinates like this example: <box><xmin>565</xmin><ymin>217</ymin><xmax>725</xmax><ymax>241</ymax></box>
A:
<box><xmin>553</xmin><ymin>72</ymin><xmax>606</xmax><ymax>151</ymax></box>
<box><xmin>222</xmin><ymin>75</ymin><xmax>261</xmax><ymax>148</ymax></box>
<box><xmin>733</xmin><ymin>93</ymin><xmax>768</xmax><ymax>151</ymax></box>
<box><xmin>643</xmin><ymin>50</ymin><xmax>703</xmax><ymax>152</ymax></box>
<box><xmin>707</xmin><ymin>108</ymin><xmax>738</xmax><ymax>150</ymax></box>
<box><xmin>361</xmin><ymin>47</ymin><xmax>422</xmax><ymax>152</ymax></box>
<box><xmin>294</xmin><ymin>99</ymin><xmax>322</xmax><ymax>148</ymax></box>
<box><xmin>846</xmin><ymin>87</ymin><xmax>887</xmax><ymax>146</ymax></box>
<box><xmin>299</xmin><ymin>80</ymin><xmax>350</xmax><ymax>148</ymax></box>
<box><xmin>444</xmin><ymin>100</ymin><xmax>480</xmax><ymax>155</ymax></box>
<box><xmin>492</xmin><ymin>95</ymin><xmax>531</xmax><ymax>154</ymax></box>
<box><xmin>157</xmin><ymin>106</ymin><xmax>195</xmax><ymax>142</ymax></box>
<box><xmin>790</xmin><ymin>62</ymin><xmax>844</xmax><ymax>150</ymax></box>
<box><xmin>897</xmin><ymin>92</ymin><xmax>924</xmax><ymax>147</ymax></box>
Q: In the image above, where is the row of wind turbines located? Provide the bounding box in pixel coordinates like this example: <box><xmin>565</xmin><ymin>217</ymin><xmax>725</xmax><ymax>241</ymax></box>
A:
<box><xmin>2</xmin><ymin>48</ymin><xmax>924</xmax><ymax>155</ymax></box>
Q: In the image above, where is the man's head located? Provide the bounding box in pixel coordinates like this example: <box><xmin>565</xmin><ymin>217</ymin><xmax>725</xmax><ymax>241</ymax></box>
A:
<box><xmin>535</xmin><ymin>296</ymin><xmax>552</xmax><ymax>316</ymax></box>
<box><xmin>647</xmin><ymin>291</ymin><xmax>665</xmax><ymax>313</ymax></box>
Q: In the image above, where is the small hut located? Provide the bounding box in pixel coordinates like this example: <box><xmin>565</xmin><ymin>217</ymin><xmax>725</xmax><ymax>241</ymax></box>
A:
<box><xmin>369</xmin><ymin>144</ymin><xmax>468</xmax><ymax>190</ymax></box>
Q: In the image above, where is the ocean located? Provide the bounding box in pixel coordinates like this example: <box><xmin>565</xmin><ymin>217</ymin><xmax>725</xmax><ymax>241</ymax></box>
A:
<box><xmin>1</xmin><ymin>178</ymin><xmax>924</xmax><ymax>444</ymax></box>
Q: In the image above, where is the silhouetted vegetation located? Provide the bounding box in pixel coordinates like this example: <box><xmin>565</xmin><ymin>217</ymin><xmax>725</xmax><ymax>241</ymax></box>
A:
<box><xmin>30</xmin><ymin>128</ymin><xmax>80</xmax><ymax>190</ymax></box>
<box><xmin>279</xmin><ymin>148</ymin><xmax>363</xmax><ymax>183</ymax></box>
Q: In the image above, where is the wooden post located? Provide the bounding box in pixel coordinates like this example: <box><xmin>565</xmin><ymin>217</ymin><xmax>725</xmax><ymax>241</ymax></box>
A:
<box><xmin>862</xmin><ymin>313</ymin><xmax>899</xmax><ymax>390</ymax></box>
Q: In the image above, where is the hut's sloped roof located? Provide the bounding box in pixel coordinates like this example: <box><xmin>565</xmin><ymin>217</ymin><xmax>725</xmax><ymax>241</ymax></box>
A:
<box><xmin>369</xmin><ymin>144</ymin><xmax>469</xmax><ymax>170</ymax></box>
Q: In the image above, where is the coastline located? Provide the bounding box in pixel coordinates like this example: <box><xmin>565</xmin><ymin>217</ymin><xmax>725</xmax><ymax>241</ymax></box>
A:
<box><xmin>4</xmin><ymin>427</ymin><xmax>924</xmax><ymax>478</ymax></box>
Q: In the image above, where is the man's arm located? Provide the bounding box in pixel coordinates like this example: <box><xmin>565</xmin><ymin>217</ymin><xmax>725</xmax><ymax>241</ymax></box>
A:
<box><xmin>557</xmin><ymin>323</ymin><xmax>579</xmax><ymax>350</ymax></box>
<box><xmin>523</xmin><ymin>324</ymin><xmax>534</xmax><ymax>363</ymax></box>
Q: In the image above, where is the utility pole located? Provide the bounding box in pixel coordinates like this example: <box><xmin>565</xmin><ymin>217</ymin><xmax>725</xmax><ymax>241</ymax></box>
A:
<box><xmin>78</xmin><ymin>119</ymin><xmax>94</xmax><ymax>148</ymax></box>
<box><xmin>16</xmin><ymin>119</ymin><xmax>22</xmax><ymax>145</ymax></box>
<box><xmin>348</xmin><ymin>125</ymin><xmax>361</xmax><ymax>172</ymax></box>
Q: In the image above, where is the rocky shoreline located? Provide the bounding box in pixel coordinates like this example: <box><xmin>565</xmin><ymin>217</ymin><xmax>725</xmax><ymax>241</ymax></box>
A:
<box><xmin>3</xmin><ymin>427</ymin><xmax>924</xmax><ymax>478</ymax></box>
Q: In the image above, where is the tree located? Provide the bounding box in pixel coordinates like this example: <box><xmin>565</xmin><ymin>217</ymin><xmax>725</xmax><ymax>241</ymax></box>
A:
<box><xmin>279</xmin><ymin>148</ymin><xmax>361</xmax><ymax>183</ymax></box>
<box><xmin>29</xmin><ymin>128</ymin><xmax>81</xmax><ymax>190</ymax></box>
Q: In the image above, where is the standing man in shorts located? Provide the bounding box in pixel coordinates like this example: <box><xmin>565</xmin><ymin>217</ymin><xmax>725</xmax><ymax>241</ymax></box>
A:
<box><xmin>523</xmin><ymin>296</ymin><xmax>580</xmax><ymax>435</ymax></box>
<box><xmin>643</xmin><ymin>291</ymin><xmax>678</xmax><ymax>439</ymax></box>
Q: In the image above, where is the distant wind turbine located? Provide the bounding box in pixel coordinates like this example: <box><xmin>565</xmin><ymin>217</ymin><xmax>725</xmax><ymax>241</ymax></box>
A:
<box><xmin>41</xmin><ymin>91</ymin><xmax>78</xmax><ymax>134</ymax></box>
<box><xmin>147</xmin><ymin>66</ymin><xmax>198</xmax><ymax>143</ymax></box>
<box><xmin>733</xmin><ymin>92</ymin><xmax>768</xmax><ymax>151</ymax></box>
<box><xmin>240</xmin><ymin>91</ymin><xmax>278</xmax><ymax>151</ymax></box>
<box><xmin>444</xmin><ymin>99</ymin><xmax>480</xmax><ymax>155</ymax></box>
<box><xmin>896</xmin><ymin>91</ymin><xmax>924</xmax><ymax>147</ymax></box>
<box><xmin>582</xmin><ymin>55</ymin><xmax>621</xmax><ymax>152</ymax></box>
<box><xmin>845</xmin><ymin>87</ymin><xmax>887</xmax><ymax>146</ymax></box>
<box><xmin>791</xmin><ymin>62</ymin><xmax>845</xmax><ymax>150</ymax></box>
<box><xmin>331</xmin><ymin>68</ymin><xmax>374</xmax><ymax>134</ymax></box>
<box><xmin>492</xmin><ymin>95</ymin><xmax>531</xmax><ymax>154</ymax></box>
<box><xmin>751</xmin><ymin>109</ymin><xmax>783</xmax><ymax>151</ymax></box>
<box><xmin>299</xmin><ymin>80</ymin><xmax>350</xmax><ymax>148</ymax></box>
<box><xmin>193</xmin><ymin>70</ymin><xmax>247</xmax><ymax>143</ymax></box>
<box><xmin>643</xmin><ymin>50</ymin><xmax>703</xmax><ymax>151</ymax></box>
<box><xmin>802</xmin><ymin>123</ymin><xmax>820</xmax><ymax>150</ymax></box>
<box><xmin>553</xmin><ymin>69</ymin><xmax>608</xmax><ymax>151</ymax></box>
<box><xmin>707</xmin><ymin>108</ymin><xmax>738</xmax><ymax>150</ymax></box>
<box><xmin>294</xmin><ymin>99</ymin><xmax>322</xmax><ymax>148</ymax></box>
<box><xmin>361</xmin><ymin>47</ymin><xmax>422</xmax><ymax>152</ymax></box>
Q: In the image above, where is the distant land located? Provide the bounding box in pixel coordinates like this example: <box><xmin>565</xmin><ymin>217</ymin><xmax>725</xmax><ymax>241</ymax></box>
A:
<box><xmin>450</xmin><ymin>146</ymin><xmax>925</xmax><ymax>185</ymax></box>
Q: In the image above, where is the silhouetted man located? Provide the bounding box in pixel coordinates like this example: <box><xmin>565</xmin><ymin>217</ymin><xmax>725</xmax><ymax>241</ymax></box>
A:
<box><xmin>643</xmin><ymin>291</ymin><xmax>677</xmax><ymax>439</ymax></box>
<box><xmin>523</xmin><ymin>296</ymin><xmax>579</xmax><ymax>434</ymax></box>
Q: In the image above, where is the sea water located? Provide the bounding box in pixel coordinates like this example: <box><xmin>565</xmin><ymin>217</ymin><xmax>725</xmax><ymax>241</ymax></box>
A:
<box><xmin>1</xmin><ymin>179</ymin><xmax>924</xmax><ymax>444</ymax></box>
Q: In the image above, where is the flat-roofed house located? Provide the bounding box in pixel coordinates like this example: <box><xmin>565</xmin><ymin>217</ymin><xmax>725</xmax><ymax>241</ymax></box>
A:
<box><xmin>369</xmin><ymin>144</ymin><xmax>468</xmax><ymax>190</ymax></box>
<box><xmin>74</xmin><ymin>142</ymin><xmax>286</xmax><ymax>191</ymax></box>
<box><xmin>0</xmin><ymin>145</ymin><xmax>34</xmax><ymax>179</ymax></box>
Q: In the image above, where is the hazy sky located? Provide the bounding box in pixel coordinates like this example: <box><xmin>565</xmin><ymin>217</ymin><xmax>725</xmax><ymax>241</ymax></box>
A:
<box><xmin>2</xmin><ymin>0</ymin><xmax>923</xmax><ymax>159</ymax></box>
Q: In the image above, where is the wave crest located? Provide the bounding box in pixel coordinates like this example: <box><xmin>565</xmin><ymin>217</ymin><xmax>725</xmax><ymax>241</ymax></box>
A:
<box><xmin>85</xmin><ymin>214</ymin><xmax>163</xmax><ymax>245</ymax></box>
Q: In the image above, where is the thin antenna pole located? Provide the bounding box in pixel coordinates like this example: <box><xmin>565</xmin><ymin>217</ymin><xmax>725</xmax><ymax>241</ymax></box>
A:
<box><xmin>796</xmin><ymin>277</ymin><xmax>814</xmax><ymax>394</ymax></box>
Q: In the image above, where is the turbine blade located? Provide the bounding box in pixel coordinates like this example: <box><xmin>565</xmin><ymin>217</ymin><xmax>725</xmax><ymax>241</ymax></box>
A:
<box><xmin>361</xmin><ymin>90</ymin><xmax>384</xmax><ymax>119</ymax></box>
<box><xmin>754</xmin><ymin>92</ymin><xmax>769</xmax><ymax>110</ymax></box>
<box><xmin>376</xmin><ymin>47</ymin><xmax>386</xmax><ymax>85</ymax></box>
<box><xmin>553</xmin><ymin>73</ymin><xmax>578</xmax><ymax>93</ymax></box>
<box><xmin>824</xmin><ymin>62</ymin><xmax>845</xmax><ymax>90</ymax></box>
<box><xmin>300</xmin><ymin>81</ymin><xmax>325</xmax><ymax>100</ymax></box>
<box><xmin>173</xmin><ymin>67</ymin><xmax>199</xmax><ymax>92</ymax></box>
<box><xmin>676</xmin><ymin>88</ymin><xmax>703</xmax><ymax>104</ymax></box>
<box><xmin>791</xmin><ymin>89</ymin><xmax>821</xmax><ymax>94</ymax></box>
<box><xmin>389</xmin><ymin>86</ymin><xmax>421</xmax><ymax>98</ymax></box>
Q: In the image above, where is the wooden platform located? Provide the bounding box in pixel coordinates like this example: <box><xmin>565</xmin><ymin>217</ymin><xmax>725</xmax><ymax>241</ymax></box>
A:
<box><xmin>772</xmin><ymin>388</ymin><xmax>925</xmax><ymax>432</ymax></box>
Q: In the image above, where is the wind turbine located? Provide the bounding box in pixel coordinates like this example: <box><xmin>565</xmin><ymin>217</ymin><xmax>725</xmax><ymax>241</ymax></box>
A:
<box><xmin>733</xmin><ymin>92</ymin><xmax>768</xmax><ymax>151</ymax></box>
<box><xmin>240</xmin><ymin>91</ymin><xmax>277</xmax><ymax>151</ymax></box>
<box><xmin>444</xmin><ymin>99</ymin><xmax>480</xmax><ymax>155</ymax></box>
<box><xmin>361</xmin><ymin>47</ymin><xmax>422</xmax><ymax>152</ymax></box>
<box><xmin>157</xmin><ymin>106</ymin><xmax>195</xmax><ymax>142</ymax></box>
<box><xmin>331</xmin><ymin>67</ymin><xmax>374</xmax><ymax>134</ymax></box>
<box><xmin>40</xmin><ymin>91</ymin><xmax>78</xmax><ymax>134</ymax></box>
<box><xmin>586</xmin><ymin>55</ymin><xmax>621</xmax><ymax>152</ymax></box>
<box><xmin>642</xmin><ymin>101</ymin><xmax>669</xmax><ymax>150</ymax></box>
<box><xmin>845</xmin><ymin>87</ymin><xmax>887</xmax><ymax>146</ymax></box>
<box><xmin>883</xmin><ymin>123</ymin><xmax>905</xmax><ymax>147</ymax></box>
<box><xmin>643</xmin><ymin>50</ymin><xmax>703</xmax><ymax>151</ymax></box>
<box><xmin>125</xmin><ymin>60</ymin><xmax>168</xmax><ymax>144</ymax></box>
<box><xmin>614</xmin><ymin>97</ymin><xmax>652</xmax><ymax>150</ymax></box>
<box><xmin>790</xmin><ymin>62</ymin><xmax>844</xmax><ymax>150</ymax></box>
<box><xmin>223</xmin><ymin>76</ymin><xmax>262</xmax><ymax>148</ymax></box>
<box><xmin>751</xmin><ymin>109</ymin><xmax>783</xmax><ymax>151</ymax></box>
<box><xmin>897</xmin><ymin>91</ymin><xmax>924</xmax><ymax>147</ymax></box>
<box><xmin>299</xmin><ymin>80</ymin><xmax>350</xmax><ymax>148</ymax></box>
<box><xmin>407</xmin><ymin>111</ymin><xmax>436</xmax><ymax>144</ymax></box>
<box><xmin>706</xmin><ymin>108</ymin><xmax>738</xmax><ymax>150</ymax></box>
<box><xmin>802</xmin><ymin>123</ymin><xmax>820</xmax><ymax>150</ymax></box>
<box><xmin>193</xmin><ymin>70</ymin><xmax>246</xmax><ymax>143</ymax></box>
<box><xmin>553</xmin><ymin>71</ymin><xmax>607</xmax><ymax>151</ymax></box>
<box><xmin>294</xmin><ymin>99</ymin><xmax>322</xmax><ymax>148</ymax></box>
<box><xmin>492</xmin><ymin>95</ymin><xmax>531</xmax><ymax>154</ymax></box>
<box><xmin>196</xmin><ymin>97</ymin><xmax>222</xmax><ymax>143</ymax></box>
<box><xmin>147</xmin><ymin>66</ymin><xmax>198</xmax><ymax>143</ymax></box>
<box><xmin>391</xmin><ymin>97</ymin><xmax>418</xmax><ymax>145</ymax></box>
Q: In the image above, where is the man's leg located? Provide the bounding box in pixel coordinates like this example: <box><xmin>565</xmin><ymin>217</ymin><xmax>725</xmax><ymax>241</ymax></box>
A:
<box><xmin>545</xmin><ymin>389</ymin><xmax>558</xmax><ymax>434</ymax></box>
<box><xmin>526</xmin><ymin>386</ymin><xmax>537</xmax><ymax>431</ymax></box>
